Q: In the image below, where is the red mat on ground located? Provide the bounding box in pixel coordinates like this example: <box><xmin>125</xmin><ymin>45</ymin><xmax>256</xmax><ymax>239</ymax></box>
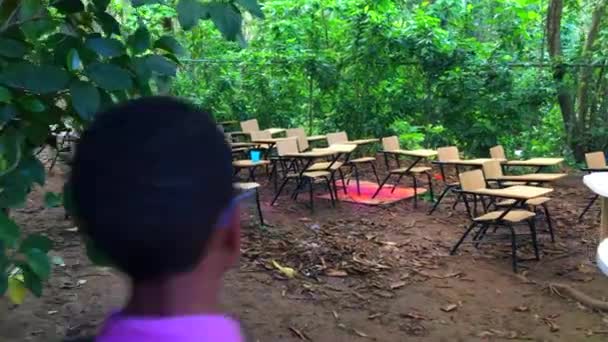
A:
<box><xmin>317</xmin><ymin>180</ymin><xmax>427</xmax><ymax>205</ymax></box>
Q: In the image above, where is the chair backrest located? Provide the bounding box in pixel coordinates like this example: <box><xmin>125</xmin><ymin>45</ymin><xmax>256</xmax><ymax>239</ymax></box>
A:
<box><xmin>586</xmin><ymin>151</ymin><xmax>607</xmax><ymax>169</ymax></box>
<box><xmin>326</xmin><ymin>131</ymin><xmax>348</xmax><ymax>146</ymax></box>
<box><xmin>240</xmin><ymin>119</ymin><xmax>259</xmax><ymax>133</ymax></box>
<box><xmin>437</xmin><ymin>146</ymin><xmax>459</xmax><ymax>161</ymax></box>
<box><xmin>382</xmin><ymin>136</ymin><xmax>400</xmax><ymax>151</ymax></box>
<box><xmin>276</xmin><ymin>138</ymin><xmax>299</xmax><ymax>156</ymax></box>
<box><xmin>286</xmin><ymin>128</ymin><xmax>309</xmax><ymax>152</ymax></box>
<box><xmin>482</xmin><ymin>159</ymin><xmax>503</xmax><ymax>179</ymax></box>
<box><xmin>459</xmin><ymin>169</ymin><xmax>486</xmax><ymax>191</ymax></box>
<box><xmin>250</xmin><ymin>130</ymin><xmax>271</xmax><ymax>141</ymax></box>
<box><xmin>328</xmin><ymin>143</ymin><xmax>356</xmax><ymax>153</ymax></box>
<box><xmin>489</xmin><ymin>145</ymin><xmax>506</xmax><ymax>160</ymax></box>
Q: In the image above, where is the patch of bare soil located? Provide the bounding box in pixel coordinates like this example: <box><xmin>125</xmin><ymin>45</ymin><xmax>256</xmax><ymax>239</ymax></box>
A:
<box><xmin>2</xmin><ymin>160</ymin><xmax>608</xmax><ymax>341</ymax></box>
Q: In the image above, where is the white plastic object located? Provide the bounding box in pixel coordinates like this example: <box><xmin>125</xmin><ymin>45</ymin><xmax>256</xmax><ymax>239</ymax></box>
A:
<box><xmin>583</xmin><ymin>173</ymin><xmax>608</xmax><ymax>275</ymax></box>
<box><xmin>598</xmin><ymin>239</ymin><xmax>608</xmax><ymax>276</ymax></box>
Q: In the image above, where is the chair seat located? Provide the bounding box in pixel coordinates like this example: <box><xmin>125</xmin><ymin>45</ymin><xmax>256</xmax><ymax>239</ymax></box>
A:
<box><xmin>234</xmin><ymin>182</ymin><xmax>260</xmax><ymax>190</ymax></box>
<box><xmin>474</xmin><ymin>210</ymin><xmax>536</xmax><ymax>223</ymax></box>
<box><xmin>489</xmin><ymin>180</ymin><xmax>527</xmax><ymax>186</ymax></box>
<box><xmin>349</xmin><ymin>157</ymin><xmax>376</xmax><ymax>163</ymax></box>
<box><xmin>233</xmin><ymin>160</ymin><xmax>270</xmax><ymax>168</ymax></box>
<box><xmin>392</xmin><ymin>166</ymin><xmax>432</xmax><ymax>174</ymax></box>
<box><xmin>307</xmin><ymin>161</ymin><xmax>343</xmax><ymax>171</ymax></box>
<box><xmin>303</xmin><ymin>171</ymin><xmax>331</xmax><ymax>178</ymax></box>
<box><xmin>496</xmin><ymin>196</ymin><xmax>551</xmax><ymax>207</ymax></box>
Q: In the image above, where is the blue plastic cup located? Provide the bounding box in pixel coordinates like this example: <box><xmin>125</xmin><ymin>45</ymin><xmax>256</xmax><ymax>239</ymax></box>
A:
<box><xmin>250</xmin><ymin>150</ymin><xmax>261</xmax><ymax>162</ymax></box>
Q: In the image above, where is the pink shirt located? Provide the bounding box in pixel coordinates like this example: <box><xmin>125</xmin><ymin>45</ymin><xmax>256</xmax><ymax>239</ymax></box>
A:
<box><xmin>97</xmin><ymin>313</ymin><xmax>244</xmax><ymax>342</ymax></box>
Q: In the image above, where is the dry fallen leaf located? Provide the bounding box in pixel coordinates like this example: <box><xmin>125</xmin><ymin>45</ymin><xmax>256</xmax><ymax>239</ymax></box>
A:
<box><xmin>272</xmin><ymin>260</ymin><xmax>296</xmax><ymax>278</ymax></box>
<box><xmin>390</xmin><ymin>281</ymin><xmax>407</xmax><ymax>290</ymax></box>
<box><xmin>401</xmin><ymin>312</ymin><xmax>428</xmax><ymax>320</ymax></box>
<box><xmin>368</xmin><ymin>313</ymin><xmax>383</xmax><ymax>319</ymax></box>
<box><xmin>325</xmin><ymin>269</ymin><xmax>348</xmax><ymax>277</ymax></box>
<box><xmin>332</xmin><ymin>310</ymin><xmax>339</xmax><ymax>320</ymax></box>
<box><xmin>514</xmin><ymin>306</ymin><xmax>529</xmax><ymax>312</ymax></box>
<box><xmin>441</xmin><ymin>304</ymin><xmax>458</xmax><ymax>312</ymax></box>
<box><xmin>289</xmin><ymin>327</ymin><xmax>309</xmax><ymax>340</ymax></box>
<box><xmin>353</xmin><ymin>329</ymin><xmax>369</xmax><ymax>338</ymax></box>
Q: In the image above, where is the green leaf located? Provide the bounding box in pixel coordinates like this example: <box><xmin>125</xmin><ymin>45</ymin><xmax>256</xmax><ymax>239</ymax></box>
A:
<box><xmin>25</xmin><ymin>248</ymin><xmax>51</xmax><ymax>279</ymax></box>
<box><xmin>93</xmin><ymin>0</ymin><xmax>111</xmax><ymax>11</ymax></box>
<box><xmin>85</xmin><ymin>37</ymin><xmax>125</xmax><ymax>58</ymax></box>
<box><xmin>51</xmin><ymin>0</ymin><xmax>84</xmax><ymax>14</ymax></box>
<box><xmin>132</xmin><ymin>57</ymin><xmax>152</xmax><ymax>81</ymax></box>
<box><xmin>19</xmin><ymin>234</ymin><xmax>53</xmax><ymax>253</ymax></box>
<box><xmin>0</xmin><ymin>105</ymin><xmax>16</xmax><ymax>127</ymax></box>
<box><xmin>70</xmin><ymin>81</ymin><xmax>100</xmax><ymax>121</ymax></box>
<box><xmin>66</xmin><ymin>49</ymin><xmax>83</xmax><ymax>71</ymax></box>
<box><xmin>132</xmin><ymin>0</ymin><xmax>165</xmax><ymax>7</ymax></box>
<box><xmin>22</xmin><ymin>121</ymin><xmax>49</xmax><ymax>146</ymax></box>
<box><xmin>0</xmin><ymin>272</ymin><xmax>6</xmax><ymax>296</ymax></box>
<box><xmin>206</xmin><ymin>3</ymin><xmax>242</xmax><ymax>41</ymax></box>
<box><xmin>0</xmin><ymin>87</ymin><xmax>12</xmax><ymax>103</ymax></box>
<box><xmin>96</xmin><ymin>12</ymin><xmax>121</xmax><ymax>37</ymax></box>
<box><xmin>177</xmin><ymin>0</ymin><xmax>209</xmax><ymax>30</ymax></box>
<box><xmin>128</xmin><ymin>26</ymin><xmax>151</xmax><ymax>54</ymax></box>
<box><xmin>44</xmin><ymin>192</ymin><xmax>63</xmax><ymax>208</ymax></box>
<box><xmin>20</xmin><ymin>0</ymin><xmax>42</xmax><ymax>21</ymax></box>
<box><xmin>86</xmin><ymin>62</ymin><xmax>133</xmax><ymax>91</ymax></box>
<box><xmin>154</xmin><ymin>36</ymin><xmax>185</xmax><ymax>57</ymax></box>
<box><xmin>17</xmin><ymin>156</ymin><xmax>45</xmax><ymax>186</ymax></box>
<box><xmin>7</xmin><ymin>277</ymin><xmax>25</xmax><ymax>303</ymax></box>
<box><xmin>21</xmin><ymin>19</ymin><xmax>57</xmax><ymax>41</ymax></box>
<box><xmin>22</xmin><ymin>266</ymin><xmax>42</xmax><ymax>297</ymax></box>
<box><xmin>236</xmin><ymin>0</ymin><xmax>264</xmax><ymax>18</ymax></box>
<box><xmin>0</xmin><ymin>212</ymin><xmax>20</xmax><ymax>248</ymax></box>
<box><xmin>18</xmin><ymin>97</ymin><xmax>45</xmax><ymax>113</ymax></box>
<box><xmin>0</xmin><ymin>38</ymin><xmax>28</xmax><ymax>58</ymax></box>
<box><xmin>0</xmin><ymin>62</ymin><xmax>69</xmax><ymax>94</ymax></box>
<box><xmin>145</xmin><ymin>55</ymin><xmax>177</xmax><ymax>76</ymax></box>
<box><xmin>50</xmin><ymin>255</ymin><xmax>65</xmax><ymax>266</ymax></box>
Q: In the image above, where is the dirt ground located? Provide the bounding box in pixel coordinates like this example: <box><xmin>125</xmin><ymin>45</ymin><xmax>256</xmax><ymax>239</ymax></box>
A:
<box><xmin>2</xmin><ymin>160</ymin><xmax>608</xmax><ymax>342</ymax></box>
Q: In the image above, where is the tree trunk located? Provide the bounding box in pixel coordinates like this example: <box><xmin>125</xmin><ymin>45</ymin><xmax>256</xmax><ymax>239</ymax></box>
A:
<box><xmin>546</xmin><ymin>0</ymin><xmax>580</xmax><ymax>160</ymax></box>
<box><xmin>577</xmin><ymin>0</ymin><xmax>607</xmax><ymax>151</ymax></box>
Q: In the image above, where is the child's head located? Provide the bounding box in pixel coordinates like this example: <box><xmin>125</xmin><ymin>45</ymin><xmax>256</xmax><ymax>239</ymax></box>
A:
<box><xmin>70</xmin><ymin>97</ymin><xmax>239</xmax><ymax>284</ymax></box>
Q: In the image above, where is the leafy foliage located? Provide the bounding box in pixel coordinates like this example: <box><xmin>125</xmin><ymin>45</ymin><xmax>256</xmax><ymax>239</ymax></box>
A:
<box><xmin>0</xmin><ymin>0</ymin><xmax>262</xmax><ymax>302</ymax></box>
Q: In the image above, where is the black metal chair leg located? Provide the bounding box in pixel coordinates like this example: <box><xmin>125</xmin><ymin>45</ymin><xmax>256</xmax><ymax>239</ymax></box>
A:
<box><xmin>354</xmin><ymin>164</ymin><xmax>361</xmax><ymax>195</ymax></box>
<box><xmin>391</xmin><ymin>174</ymin><xmax>405</xmax><ymax>194</ymax></box>
<box><xmin>473</xmin><ymin>224</ymin><xmax>490</xmax><ymax>248</ymax></box>
<box><xmin>372</xmin><ymin>173</ymin><xmax>393</xmax><ymax>199</ymax></box>
<box><xmin>272</xmin><ymin>177</ymin><xmax>292</xmax><ymax>206</ymax></box>
<box><xmin>542</xmin><ymin>203</ymin><xmax>555</xmax><ymax>242</ymax></box>
<box><xmin>452</xmin><ymin>192</ymin><xmax>462</xmax><ymax>210</ymax></box>
<box><xmin>425</xmin><ymin>172</ymin><xmax>434</xmax><ymax>202</ymax></box>
<box><xmin>428</xmin><ymin>186</ymin><xmax>452</xmax><ymax>215</ymax></box>
<box><xmin>528</xmin><ymin>219</ymin><xmax>540</xmax><ymax>261</ymax></box>
<box><xmin>346</xmin><ymin>165</ymin><xmax>354</xmax><ymax>186</ymax></box>
<box><xmin>507</xmin><ymin>224</ymin><xmax>518</xmax><ymax>272</ymax></box>
<box><xmin>370</xmin><ymin>162</ymin><xmax>381</xmax><ymax>185</ymax></box>
<box><xmin>578</xmin><ymin>195</ymin><xmax>599</xmax><ymax>222</ymax></box>
<box><xmin>338</xmin><ymin>168</ymin><xmax>347</xmax><ymax>194</ymax></box>
<box><xmin>324</xmin><ymin>177</ymin><xmax>336</xmax><ymax>207</ymax></box>
<box><xmin>308</xmin><ymin>178</ymin><xmax>314</xmax><ymax>212</ymax></box>
<box><xmin>255</xmin><ymin>189</ymin><xmax>265</xmax><ymax>226</ymax></box>
<box><xmin>450</xmin><ymin>222</ymin><xmax>478</xmax><ymax>255</ymax></box>
<box><xmin>412</xmin><ymin>175</ymin><xmax>418</xmax><ymax>208</ymax></box>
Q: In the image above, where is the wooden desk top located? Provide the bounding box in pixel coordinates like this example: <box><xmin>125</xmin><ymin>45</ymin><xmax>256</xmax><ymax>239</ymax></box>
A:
<box><xmin>469</xmin><ymin>185</ymin><xmax>553</xmax><ymax>200</ymax></box>
<box><xmin>314</xmin><ymin>144</ymin><xmax>357</xmax><ymax>153</ymax></box>
<box><xmin>490</xmin><ymin>173</ymin><xmax>567</xmax><ymax>182</ymax></box>
<box><xmin>307</xmin><ymin>135</ymin><xmax>326</xmax><ymax>142</ymax></box>
<box><xmin>231</xmin><ymin>142</ymin><xmax>259</xmax><ymax>148</ymax></box>
<box><xmin>506</xmin><ymin>158</ymin><xmax>564</xmax><ymax>167</ymax></box>
<box><xmin>284</xmin><ymin>150</ymin><xmax>338</xmax><ymax>158</ymax></box>
<box><xmin>343</xmin><ymin>138</ymin><xmax>379</xmax><ymax>145</ymax></box>
<box><xmin>251</xmin><ymin>137</ymin><xmax>292</xmax><ymax>144</ymax></box>
<box><xmin>434</xmin><ymin>158</ymin><xmax>495</xmax><ymax>166</ymax></box>
<box><xmin>266</xmin><ymin>128</ymin><xmax>286</xmax><ymax>135</ymax></box>
<box><xmin>385</xmin><ymin>149</ymin><xmax>438</xmax><ymax>158</ymax></box>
